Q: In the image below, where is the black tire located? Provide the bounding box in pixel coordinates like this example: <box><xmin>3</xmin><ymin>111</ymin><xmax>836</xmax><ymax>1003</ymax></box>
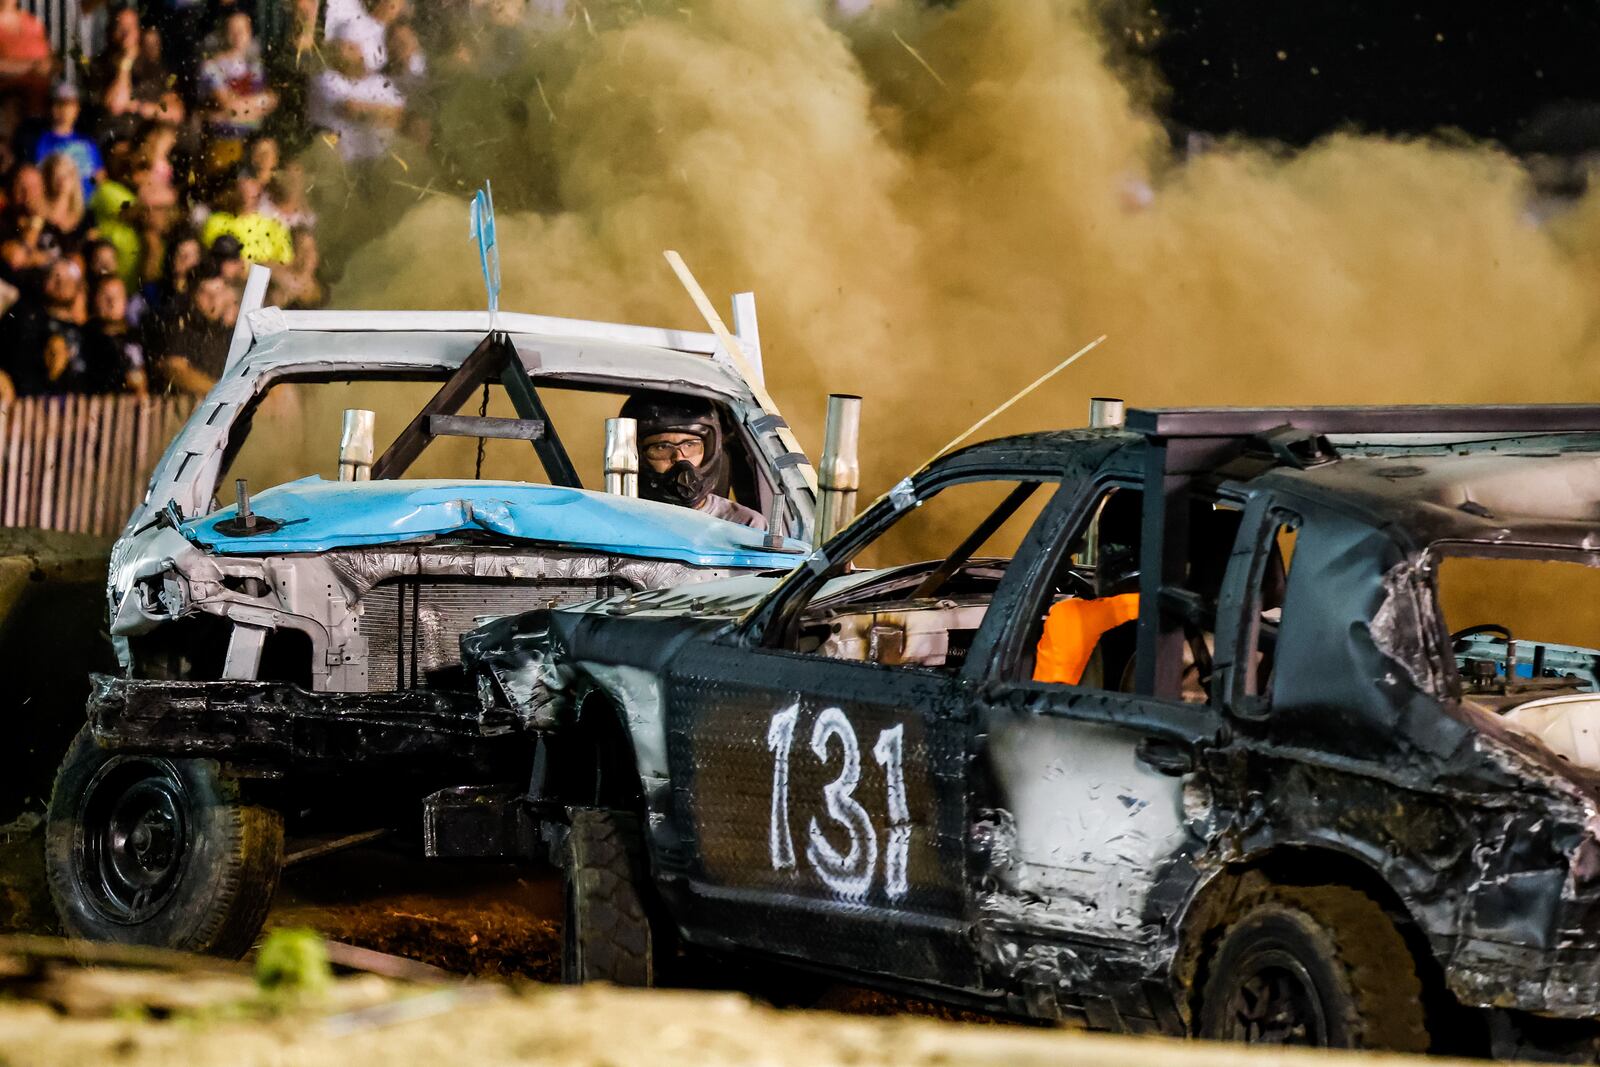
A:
<box><xmin>560</xmin><ymin>808</ymin><xmax>655</xmax><ymax>985</ymax></box>
<box><xmin>44</xmin><ymin>726</ymin><xmax>284</xmax><ymax>958</ymax></box>
<box><xmin>1197</xmin><ymin>883</ymin><xmax>1429</xmax><ymax>1052</ymax></box>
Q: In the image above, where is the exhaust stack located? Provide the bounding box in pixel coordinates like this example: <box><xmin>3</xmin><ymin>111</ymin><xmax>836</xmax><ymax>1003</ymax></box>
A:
<box><xmin>339</xmin><ymin>409</ymin><xmax>376</xmax><ymax>482</ymax></box>
<box><xmin>817</xmin><ymin>393</ymin><xmax>862</xmax><ymax>542</ymax></box>
<box><xmin>1089</xmin><ymin>397</ymin><xmax>1125</xmax><ymax>429</ymax></box>
<box><xmin>605</xmin><ymin>417</ymin><xmax>639</xmax><ymax>497</ymax></box>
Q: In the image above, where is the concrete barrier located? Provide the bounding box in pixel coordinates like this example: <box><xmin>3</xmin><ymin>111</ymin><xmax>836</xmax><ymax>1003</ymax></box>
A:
<box><xmin>0</xmin><ymin>530</ymin><xmax>112</xmax><ymax>933</ymax></box>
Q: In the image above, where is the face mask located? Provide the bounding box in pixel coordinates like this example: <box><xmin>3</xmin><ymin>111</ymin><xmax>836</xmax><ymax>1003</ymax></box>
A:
<box><xmin>642</xmin><ymin>457</ymin><xmax>709</xmax><ymax>508</ymax></box>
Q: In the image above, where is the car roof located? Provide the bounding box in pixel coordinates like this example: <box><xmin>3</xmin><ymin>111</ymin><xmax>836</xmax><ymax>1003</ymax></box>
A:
<box><xmin>1264</xmin><ymin>450</ymin><xmax>1600</xmax><ymax>551</ymax></box>
<box><xmin>236</xmin><ymin>327</ymin><xmax>756</xmax><ymax>400</ymax></box>
<box><xmin>925</xmin><ymin>427</ymin><xmax>1600</xmax><ymax>552</ymax></box>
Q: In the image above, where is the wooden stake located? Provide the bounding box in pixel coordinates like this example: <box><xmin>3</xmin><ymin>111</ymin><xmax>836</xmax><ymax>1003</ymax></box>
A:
<box><xmin>662</xmin><ymin>251</ymin><xmax>818</xmax><ymax>495</ymax></box>
<box><xmin>39</xmin><ymin>398</ymin><xmax>59</xmax><ymax>529</ymax></box>
<box><xmin>16</xmin><ymin>398</ymin><xmax>34</xmax><ymax>527</ymax></box>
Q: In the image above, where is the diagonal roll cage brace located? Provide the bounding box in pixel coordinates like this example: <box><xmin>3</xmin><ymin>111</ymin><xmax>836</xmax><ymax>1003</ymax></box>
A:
<box><xmin>370</xmin><ymin>332</ymin><xmax>581</xmax><ymax>486</ymax></box>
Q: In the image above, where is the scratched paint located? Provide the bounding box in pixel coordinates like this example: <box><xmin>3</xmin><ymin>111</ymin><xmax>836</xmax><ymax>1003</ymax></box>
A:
<box><xmin>985</xmin><ymin>716</ymin><xmax>1188</xmax><ymax>938</ymax></box>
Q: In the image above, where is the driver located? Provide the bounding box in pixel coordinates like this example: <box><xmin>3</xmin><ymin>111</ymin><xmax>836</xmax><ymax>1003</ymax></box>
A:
<box><xmin>619</xmin><ymin>391</ymin><xmax>765</xmax><ymax>530</ymax></box>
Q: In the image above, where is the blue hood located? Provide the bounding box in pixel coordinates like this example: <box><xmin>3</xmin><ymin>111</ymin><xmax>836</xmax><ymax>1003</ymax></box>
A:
<box><xmin>181</xmin><ymin>477</ymin><xmax>807</xmax><ymax>568</ymax></box>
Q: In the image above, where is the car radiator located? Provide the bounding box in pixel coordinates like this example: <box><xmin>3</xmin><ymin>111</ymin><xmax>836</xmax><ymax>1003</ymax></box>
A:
<box><xmin>362</xmin><ymin>578</ymin><xmax>622</xmax><ymax>690</ymax></box>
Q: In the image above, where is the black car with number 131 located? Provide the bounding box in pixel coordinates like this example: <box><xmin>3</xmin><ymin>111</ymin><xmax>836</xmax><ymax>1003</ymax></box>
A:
<box><xmin>464</xmin><ymin>405</ymin><xmax>1600</xmax><ymax>1062</ymax></box>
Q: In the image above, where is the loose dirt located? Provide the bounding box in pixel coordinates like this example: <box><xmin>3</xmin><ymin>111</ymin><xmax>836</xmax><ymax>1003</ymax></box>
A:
<box><xmin>269</xmin><ymin>845</ymin><xmax>563</xmax><ymax>982</ymax></box>
<box><xmin>0</xmin><ymin>975</ymin><xmax>1505</xmax><ymax>1067</ymax></box>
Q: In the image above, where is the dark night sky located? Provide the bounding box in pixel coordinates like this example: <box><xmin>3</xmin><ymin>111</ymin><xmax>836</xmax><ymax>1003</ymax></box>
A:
<box><xmin>1148</xmin><ymin>2</ymin><xmax>1600</xmax><ymax>149</ymax></box>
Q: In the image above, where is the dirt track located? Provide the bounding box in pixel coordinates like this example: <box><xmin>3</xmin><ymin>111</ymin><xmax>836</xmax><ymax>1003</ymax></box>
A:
<box><xmin>0</xmin><ymin>841</ymin><xmax>1541</xmax><ymax>1066</ymax></box>
<box><xmin>1</xmin><ymin>973</ymin><xmax>1512</xmax><ymax>1067</ymax></box>
<box><xmin>266</xmin><ymin>844</ymin><xmax>973</xmax><ymax>1017</ymax></box>
<box><xmin>269</xmin><ymin>845</ymin><xmax>565</xmax><ymax>982</ymax></box>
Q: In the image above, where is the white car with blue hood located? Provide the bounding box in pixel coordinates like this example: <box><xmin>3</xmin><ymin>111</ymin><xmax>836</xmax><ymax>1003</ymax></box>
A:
<box><xmin>44</xmin><ymin>294</ymin><xmax>817</xmax><ymax>957</ymax></box>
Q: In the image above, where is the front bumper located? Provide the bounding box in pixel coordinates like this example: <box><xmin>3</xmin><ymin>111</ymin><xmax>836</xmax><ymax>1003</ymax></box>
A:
<box><xmin>87</xmin><ymin>673</ymin><xmax>524</xmax><ymax>775</ymax></box>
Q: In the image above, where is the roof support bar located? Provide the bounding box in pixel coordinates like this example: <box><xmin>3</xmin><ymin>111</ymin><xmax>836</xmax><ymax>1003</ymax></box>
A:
<box><xmin>1136</xmin><ymin>441</ymin><xmax>1188</xmax><ymax>699</ymax></box>
<box><xmin>499</xmin><ymin>350</ymin><xmax>580</xmax><ymax>488</ymax></box>
<box><xmin>1134</xmin><ymin>436</ymin><xmax>1248</xmax><ymax>700</ymax></box>
<box><xmin>370</xmin><ymin>332</ymin><xmax>581</xmax><ymax>486</ymax></box>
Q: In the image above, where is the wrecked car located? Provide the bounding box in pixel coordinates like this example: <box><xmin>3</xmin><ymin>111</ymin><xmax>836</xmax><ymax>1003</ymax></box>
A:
<box><xmin>47</xmin><ymin>300</ymin><xmax>815</xmax><ymax>957</ymax></box>
<box><xmin>462</xmin><ymin>405</ymin><xmax>1600</xmax><ymax>1059</ymax></box>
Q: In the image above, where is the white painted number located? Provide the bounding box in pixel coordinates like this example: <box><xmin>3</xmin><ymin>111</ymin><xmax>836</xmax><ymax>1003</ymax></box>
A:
<box><xmin>766</xmin><ymin>706</ymin><xmax>799</xmax><ymax>870</ymax></box>
<box><xmin>805</xmin><ymin>708</ymin><xmax>879</xmax><ymax>897</ymax></box>
<box><xmin>873</xmin><ymin>724</ymin><xmax>910</xmax><ymax>900</ymax></box>
<box><xmin>767</xmin><ymin>704</ymin><xmax>911</xmax><ymax>900</ymax></box>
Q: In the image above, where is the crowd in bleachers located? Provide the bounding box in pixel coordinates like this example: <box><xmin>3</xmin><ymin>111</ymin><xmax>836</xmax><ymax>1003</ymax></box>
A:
<box><xmin>0</xmin><ymin>0</ymin><xmax>895</xmax><ymax>402</ymax></box>
<box><xmin>0</xmin><ymin>0</ymin><xmax>434</xmax><ymax>400</ymax></box>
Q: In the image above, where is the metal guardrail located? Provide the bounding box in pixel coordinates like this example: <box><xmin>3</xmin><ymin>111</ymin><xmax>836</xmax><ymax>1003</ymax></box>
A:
<box><xmin>0</xmin><ymin>394</ymin><xmax>195</xmax><ymax>536</ymax></box>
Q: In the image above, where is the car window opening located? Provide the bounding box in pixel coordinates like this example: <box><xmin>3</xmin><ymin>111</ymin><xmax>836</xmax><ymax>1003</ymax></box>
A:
<box><xmin>1435</xmin><ymin>551</ymin><xmax>1600</xmax><ymax>769</ymax></box>
<box><xmin>217</xmin><ymin>375</ymin><xmax>769</xmax><ymax>520</ymax></box>
<box><xmin>1022</xmin><ymin>488</ymin><xmax>1252</xmax><ymax>705</ymax></box>
<box><xmin>784</xmin><ymin>479</ymin><xmax>1056</xmax><ymax>674</ymax></box>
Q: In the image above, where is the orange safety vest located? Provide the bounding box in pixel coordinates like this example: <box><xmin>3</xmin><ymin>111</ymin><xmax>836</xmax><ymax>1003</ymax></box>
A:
<box><xmin>1033</xmin><ymin>593</ymin><xmax>1141</xmax><ymax>685</ymax></box>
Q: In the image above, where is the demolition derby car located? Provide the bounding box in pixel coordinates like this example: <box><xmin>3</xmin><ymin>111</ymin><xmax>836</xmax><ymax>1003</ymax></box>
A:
<box><xmin>46</xmin><ymin>296</ymin><xmax>815</xmax><ymax>955</ymax></box>
<box><xmin>464</xmin><ymin>405</ymin><xmax>1600</xmax><ymax>1059</ymax></box>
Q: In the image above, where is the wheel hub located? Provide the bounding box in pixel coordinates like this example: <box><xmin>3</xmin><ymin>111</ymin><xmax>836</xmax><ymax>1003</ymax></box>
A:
<box><xmin>1224</xmin><ymin>950</ymin><xmax>1328</xmax><ymax>1045</ymax></box>
<box><xmin>79</xmin><ymin>757</ymin><xmax>191</xmax><ymax>924</ymax></box>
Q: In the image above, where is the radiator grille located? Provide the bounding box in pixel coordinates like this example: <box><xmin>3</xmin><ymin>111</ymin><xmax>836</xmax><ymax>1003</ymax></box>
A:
<box><xmin>362</xmin><ymin>578</ymin><xmax>621</xmax><ymax>690</ymax></box>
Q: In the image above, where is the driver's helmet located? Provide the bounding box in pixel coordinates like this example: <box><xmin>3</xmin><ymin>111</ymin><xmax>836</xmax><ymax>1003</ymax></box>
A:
<box><xmin>619</xmin><ymin>390</ymin><xmax>730</xmax><ymax>508</ymax></box>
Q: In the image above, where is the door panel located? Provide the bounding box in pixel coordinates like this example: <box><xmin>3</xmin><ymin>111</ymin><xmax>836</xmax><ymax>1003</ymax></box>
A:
<box><xmin>663</xmin><ymin>643</ymin><xmax>975</xmax><ymax>985</ymax></box>
<box><xmin>979</xmin><ymin>710</ymin><xmax>1189</xmax><ymax>939</ymax></box>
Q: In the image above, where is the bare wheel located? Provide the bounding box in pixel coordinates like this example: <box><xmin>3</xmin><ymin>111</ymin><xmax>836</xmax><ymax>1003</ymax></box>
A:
<box><xmin>1198</xmin><ymin>884</ymin><xmax>1429</xmax><ymax>1052</ymax></box>
<box><xmin>79</xmin><ymin>754</ymin><xmax>191</xmax><ymax>923</ymax></box>
<box><xmin>45</xmin><ymin>727</ymin><xmax>284</xmax><ymax>957</ymax></box>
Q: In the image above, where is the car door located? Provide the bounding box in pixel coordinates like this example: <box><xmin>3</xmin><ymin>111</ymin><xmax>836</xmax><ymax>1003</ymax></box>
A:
<box><xmin>965</xmin><ymin>478</ymin><xmax>1222</xmax><ymax>1016</ymax></box>
<box><xmin>659</xmin><ymin>470</ymin><xmax>1069</xmax><ymax>989</ymax></box>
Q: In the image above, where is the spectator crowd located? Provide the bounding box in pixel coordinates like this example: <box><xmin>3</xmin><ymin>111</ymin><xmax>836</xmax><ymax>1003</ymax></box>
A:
<box><xmin>0</xmin><ymin>0</ymin><xmax>891</xmax><ymax>403</ymax></box>
<box><xmin>0</xmin><ymin>0</ymin><xmax>437</xmax><ymax>401</ymax></box>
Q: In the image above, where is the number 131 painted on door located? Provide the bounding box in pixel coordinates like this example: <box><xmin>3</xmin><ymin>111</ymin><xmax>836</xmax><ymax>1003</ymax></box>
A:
<box><xmin>767</xmin><ymin>704</ymin><xmax>911</xmax><ymax>899</ymax></box>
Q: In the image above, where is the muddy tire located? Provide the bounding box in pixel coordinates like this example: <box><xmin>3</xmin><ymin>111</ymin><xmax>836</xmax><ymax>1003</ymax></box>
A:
<box><xmin>560</xmin><ymin>808</ymin><xmax>655</xmax><ymax>985</ymax></box>
<box><xmin>45</xmin><ymin>727</ymin><xmax>283</xmax><ymax>957</ymax></box>
<box><xmin>1197</xmin><ymin>883</ymin><xmax>1429</xmax><ymax>1052</ymax></box>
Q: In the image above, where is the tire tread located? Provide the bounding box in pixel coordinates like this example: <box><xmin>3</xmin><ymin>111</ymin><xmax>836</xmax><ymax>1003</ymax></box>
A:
<box><xmin>562</xmin><ymin>808</ymin><xmax>654</xmax><ymax>986</ymax></box>
<box><xmin>1200</xmin><ymin>882</ymin><xmax>1429</xmax><ymax>1053</ymax></box>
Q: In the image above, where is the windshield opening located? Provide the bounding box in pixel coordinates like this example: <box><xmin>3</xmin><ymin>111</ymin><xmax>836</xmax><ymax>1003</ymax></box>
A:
<box><xmin>214</xmin><ymin>374</ymin><xmax>765</xmax><ymax>515</ymax></box>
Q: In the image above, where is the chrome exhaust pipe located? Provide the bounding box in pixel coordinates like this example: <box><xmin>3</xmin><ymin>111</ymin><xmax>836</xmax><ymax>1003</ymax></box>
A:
<box><xmin>817</xmin><ymin>393</ymin><xmax>862</xmax><ymax>542</ymax></box>
<box><xmin>339</xmin><ymin>409</ymin><xmax>376</xmax><ymax>482</ymax></box>
<box><xmin>605</xmin><ymin>417</ymin><xmax>639</xmax><ymax>497</ymax></box>
<box><xmin>1089</xmin><ymin>397</ymin><xmax>1125</xmax><ymax>429</ymax></box>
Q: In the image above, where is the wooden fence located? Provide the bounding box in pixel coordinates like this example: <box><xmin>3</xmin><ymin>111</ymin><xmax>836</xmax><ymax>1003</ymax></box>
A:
<box><xmin>0</xmin><ymin>395</ymin><xmax>196</xmax><ymax>537</ymax></box>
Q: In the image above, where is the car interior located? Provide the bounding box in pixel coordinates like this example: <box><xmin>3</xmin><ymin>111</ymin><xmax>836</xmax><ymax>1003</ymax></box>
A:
<box><xmin>793</xmin><ymin>480</ymin><xmax>1052</xmax><ymax>674</ymax></box>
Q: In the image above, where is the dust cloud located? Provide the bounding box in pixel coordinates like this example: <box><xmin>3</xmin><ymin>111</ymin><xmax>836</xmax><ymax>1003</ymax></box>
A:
<box><xmin>325</xmin><ymin>0</ymin><xmax>1600</xmax><ymax>503</ymax></box>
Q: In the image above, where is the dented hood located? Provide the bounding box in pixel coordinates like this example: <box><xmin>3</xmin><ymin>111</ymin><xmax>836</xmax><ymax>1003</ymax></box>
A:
<box><xmin>178</xmin><ymin>477</ymin><xmax>807</xmax><ymax>568</ymax></box>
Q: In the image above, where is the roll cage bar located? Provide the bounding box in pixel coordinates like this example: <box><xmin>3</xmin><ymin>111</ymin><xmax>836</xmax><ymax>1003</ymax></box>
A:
<box><xmin>371</xmin><ymin>332</ymin><xmax>581</xmax><ymax>486</ymax></box>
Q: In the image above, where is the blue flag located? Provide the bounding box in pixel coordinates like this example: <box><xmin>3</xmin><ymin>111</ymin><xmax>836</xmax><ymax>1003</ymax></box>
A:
<box><xmin>469</xmin><ymin>182</ymin><xmax>501</xmax><ymax>322</ymax></box>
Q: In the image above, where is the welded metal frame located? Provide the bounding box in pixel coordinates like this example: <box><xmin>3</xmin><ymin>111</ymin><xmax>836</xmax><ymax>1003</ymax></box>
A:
<box><xmin>370</xmin><ymin>332</ymin><xmax>579</xmax><ymax>485</ymax></box>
